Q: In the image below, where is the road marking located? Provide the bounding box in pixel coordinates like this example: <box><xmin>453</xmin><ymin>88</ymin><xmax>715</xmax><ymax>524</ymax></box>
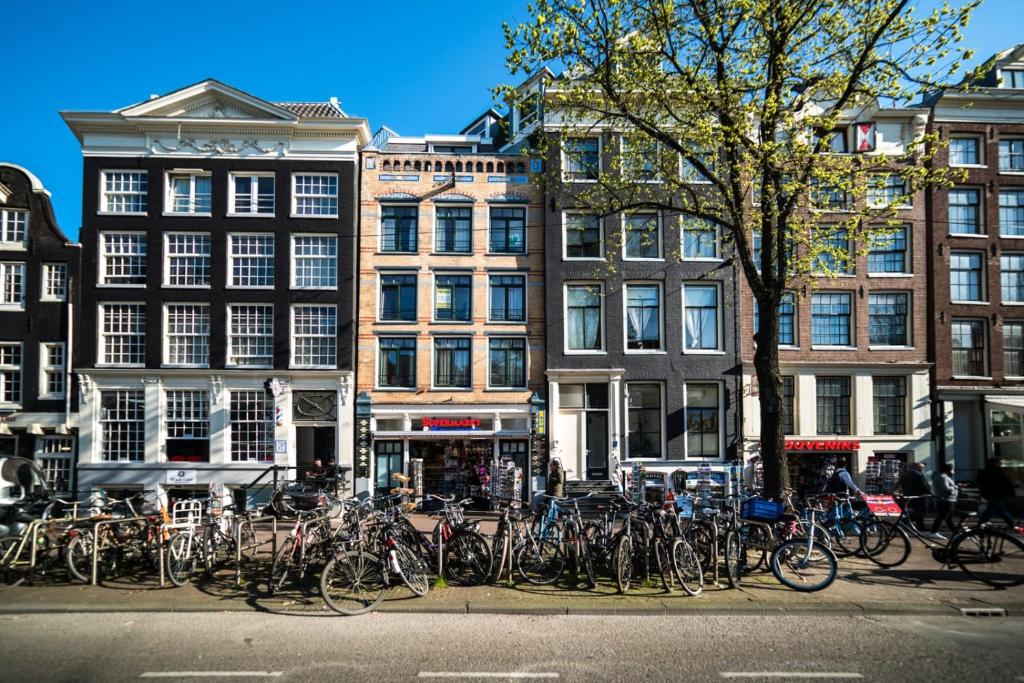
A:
<box><xmin>139</xmin><ymin>673</ymin><xmax>283</xmax><ymax>679</ymax></box>
<box><xmin>418</xmin><ymin>674</ymin><xmax>559</xmax><ymax>680</ymax></box>
<box><xmin>721</xmin><ymin>674</ymin><xmax>863</xmax><ymax>680</ymax></box>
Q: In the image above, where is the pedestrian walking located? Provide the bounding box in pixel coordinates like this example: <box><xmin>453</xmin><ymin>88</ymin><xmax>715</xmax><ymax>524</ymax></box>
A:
<box><xmin>931</xmin><ymin>463</ymin><xmax>958</xmax><ymax>537</ymax></box>
<box><xmin>977</xmin><ymin>457</ymin><xmax>1017</xmax><ymax>527</ymax></box>
<box><xmin>898</xmin><ymin>462</ymin><xmax>931</xmax><ymax>532</ymax></box>
<box><xmin>545</xmin><ymin>459</ymin><xmax>566</xmax><ymax>499</ymax></box>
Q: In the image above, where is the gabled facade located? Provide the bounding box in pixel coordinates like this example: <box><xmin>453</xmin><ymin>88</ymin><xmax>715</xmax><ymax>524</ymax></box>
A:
<box><xmin>62</xmin><ymin>79</ymin><xmax>370</xmax><ymax>504</ymax></box>
<box><xmin>0</xmin><ymin>163</ymin><xmax>80</xmax><ymax>494</ymax></box>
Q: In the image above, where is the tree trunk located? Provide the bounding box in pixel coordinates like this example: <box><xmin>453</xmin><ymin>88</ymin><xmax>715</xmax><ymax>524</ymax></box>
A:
<box><xmin>752</xmin><ymin>292</ymin><xmax>789</xmax><ymax>500</ymax></box>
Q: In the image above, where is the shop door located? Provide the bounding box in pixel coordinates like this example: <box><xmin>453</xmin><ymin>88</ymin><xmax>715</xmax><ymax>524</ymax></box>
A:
<box><xmin>585</xmin><ymin>412</ymin><xmax>609</xmax><ymax>479</ymax></box>
<box><xmin>375</xmin><ymin>441</ymin><xmax>404</xmax><ymax>491</ymax></box>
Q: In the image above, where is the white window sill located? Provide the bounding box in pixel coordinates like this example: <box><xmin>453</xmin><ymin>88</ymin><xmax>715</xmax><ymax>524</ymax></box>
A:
<box><xmin>682</xmin><ymin>349</ymin><xmax>725</xmax><ymax>355</ymax></box>
<box><xmin>951</xmin><ymin>375</ymin><xmax>992</xmax><ymax>381</ymax></box>
<box><xmin>779</xmin><ymin>345</ymin><xmax>801</xmax><ymax>351</ymax></box>
<box><xmin>0</xmin><ymin>403</ymin><xmax>22</xmax><ymax>410</ymax></box>
<box><xmin>810</xmin><ymin>272</ymin><xmax>856</xmax><ymax>278</ymax></box>
<box><xmin>623</xmin><ymin>257</ymin><xmax>665</xmax><ymax>262</ymax></box>
<box><xmin>950</xmin><ymin>163</ymin><xmax>987</xmax><ymax>169</ymax></box>
<box><xmin>375</xmin><ymin>386</ymin><xmax>417</xmax><ymax>392</ymax></box>
<box><xmin>684</xmin><ymin>180</ymin><xmax>713</xmax><ymax>185</ymax></box>
<box><xmin>999</xmin><ymin>170</ymin><xmax>1024</xmax><ymax>176</ymax></box>
<box><xmin>484</xmin><ymin>387</ymin><xmax>528</xmax><ymax>392</ymax></box>
<box><xmin>162</xmin><ymin>212</ymin><xmax>211</xmax><ymax>218</ymax></box>
<box><xmin>625</xmin><ymin>349</ymin><xmax>667</xmax><ymax>355</ymax></box>
<box><xmin>162</xmin><ymin>364</ymin><xmax>210</xmax><ymax>370</ymax></box>
<box><xmin>225</xmin><ymin>364</ymin><xmax>273</xmax><ymax>370</ymax></box>
<box><xmin>867</xmin><ymin>273</ymin><xmax>913</xmax><ymax>278</ymax></box>
<box><xmin>0</xmin><ymin>244</ymin><xmax>27</xmax><ymax>251</ymax></box>
<box><xmin>1005</xmin><ymin>375</ymin><xmax>1024</xmax><ymax>381</ymax></box>
<box><xmin>1004</xmin><ymin>301</ymin><xmax>1024</xmax><ymax>306</ymax></box>
<box><xmin>951</xmin><ymin>300</ymin><xmax>988</xmax><ymax>305</ymax></box>
<box><xmin>97</xmin><ymin>283</ymin><xmax>146</xmax><ymax>288</ymax></box>
<box><xmin>681</xmin><ymin>257</ymin><xmax>723</xmax><ymax>263</ymax></box>
<box><xmin>95</xmin><ymin>363</ymin><xmax>145</xmax><ymax>369</ymax></box>
<box><xmin>1000</xmin><ymin>233</ymin><xmax>1024</xmax><ymax>239</ymax></box>
<box><xmin>291</xmin><ymin>365</ymin><xmax>339</xmax><ymax>371</ymax></box>
<box><xmin>290</xmin><ymin>286</ymin><xmax>339</xmax><ymax>291</ymax></box>
<box><xmin>430</xmin><ymin>387</ymin><xmax>473</xmax><ymax>392</ymax></box>
<box><xmin>868</xmin><ymin>345</ymin><xmax>915</xmax><ymax>351</ymax></box>
<box><xmin>485</xmin><ymin>251</ymin><xmax>528</xmax><ymax>257</ymax></box>
<box><xmin>486</xmin><ymin>320</ymin><xmax>527</xmax><ymax>325</ymax></box>
<box><xmin>947</xmin><ymin>233</ymin><xmax>987</xmax><ymax>238</ymax></box>
<box><xmin>37</xmin><ymin>393</ymin><xmax>66</xmax><ymax>401</ymax></box>
<box><xmin>562</xmin><ymin>178</ymin><xmax>599</xmax><ymax>184</ymax></box>
<box><xmin>289</xmin><ymin>214</ymin><xmax>339</xmax><ymax>220</ymax></box>
<box><xmin>565</xmin><ymin>349</ymin><xmax>607</xmax><ymax>355</ymax></box>
<box><xmin>162</xmin><ymin>284</ymin><xmax>211</xmax><ymax>290</ymax></box>
<box><xmin>810</xmin><ymin>345</ymin><xmax>857</xmax><ymax>351</ymax></box>
<box><xmin>39</xmin><ymin>296</ymin><xmax>67</xmax><ymax>303</ymax></box>
<box><xmin>226</xmin><ymin>213</ymin><xmax>275</xmax><ymax>219</ymax></box>
<box><xmin>563</xmin><ymin>257</ymin><xmax>606</xmax><ymax>262</ymax></box>
<box><xmin>98</xmin><ymin>211</ymin><xmax>147</xmax><ymax>217</ymax></box>
<box><xmin>226</xmin><ymin>285</ymin><xmax>275</xmax><ymax>290</ymax></box>
<box><xmin>0</xmin><ymin>304</ymin><xmax>25</xmax><ymax>311</ymax></box>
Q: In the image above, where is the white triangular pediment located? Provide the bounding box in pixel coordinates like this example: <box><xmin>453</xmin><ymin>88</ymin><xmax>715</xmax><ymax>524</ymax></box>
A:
<box><xmin>118</xmin><ymin>80</ymin><xmax>297</xmax><ymax>121</ymax></box>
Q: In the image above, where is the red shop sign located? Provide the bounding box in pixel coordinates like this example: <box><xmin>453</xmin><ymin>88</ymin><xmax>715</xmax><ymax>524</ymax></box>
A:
<box><xmin>784</xmin><ymin>440</ymin><xmax>861</xmax><ymax>451</ymax></box>
<box><xmin>422</xmin><ymin>417</ymin><xmax>481</xmax><ymax>430</ymax></box>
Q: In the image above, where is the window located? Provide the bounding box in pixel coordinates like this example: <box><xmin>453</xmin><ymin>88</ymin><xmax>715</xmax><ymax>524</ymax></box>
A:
<box><xmin>1005</xmin><ymin>321</ymin><xmax>1024</xmax><ymax>376</ymax></box>
<box><xmin>380</xmin><ymin>273</ymin><xmax>417</xmax><ymax>321</ymax></box>
<box><xmin>165</xmin><ymin>390</ymin><xmax>209</xmax><ymax>462</ymax></box>
<box><xmin>682</xmin><ymin>219</ymin><xmax>718</xmax><ymax>259</ymax></box>
<box><xmin>683</xmin><ymin>284</ymin><xmax>720</xmax><ymax>351</ymax></box>
<box><xmin>100</xmin><ymin>233</ymin><xmax>146</xmax><ymax>285</ymax></box>
<box><xmin>816</xmin><ymin>376</ymin><xmax>851</xmax><ymax>435</ymax></box>
<box><xmin>229</xmin><ymin>234</ymin><xmax>274</xmax><ymax>287</ymax></box>
<box><xmin>1002</xmin><ymin>254</ymin><xmax>1024</xmax><ymax>303</ymax></box>
<box><xmin>1002</xmin><ymin>70</ymin><xmax>1024</xmax><ymax>89</ymax></box>
<box><xmin>164</xmin><ymin>234</ymin><xmax>211</xmax><ymax>287</ymax></box>
<box><xmin>100</xmin><ymin>304</ymin><xmax>146</xmax><ymax>366</ymax></box>
<box><xmin>950</xmin><ymin>252</ymin><xmax>984</xmax><ymax>302</ymax></box>
<box><xmin>867</xmin><ymin>227</ymin><xmax>908</xmax><ymax>273</ymax></box>
<box><xmin>949</xmin><ymin>137</ymin><xmax>981</xmax><ymax>166</ymax></box>
<box><xmin>812</xmin><ymin>226</ymin><xmax>852</xmax><ymax>274</ymax></box>
<box><xmin>627</xmin><ymin>383</ymin><xmax>662</xmax><ymax>459</ymax></box>
<box><xmin>811</xmin><ymin>293</ymin><xmax>852</xmax><ymax>346</ymax></box>
<box><xmin>999</xmin><ymin>139</ymin><xmax>1024</xmax><ymax>172</ymax></box>
<box><xmin>816</xmin><ymin>129</ymin><xmax>847</xmax><ymax>153</ymax></box>
<box><xmin>434</xmin><ymin>274</ymin><xmax>471</xmax><ymax>322</ymax></box>
<box><xmin>40</xmin><ymin>343</ymin><xmax>65</xmax><ymax>398</ymax></box>
<box><xmin>489</xmin><ymin>275</ymin><xmax>526</xmax><ymax>322</ymax></box>
<box><xmin>0</xmin><ymin>262</ymin><xmax>24</xmax><ymax>307</ymax></box>
<box><xmin>379</xmin><ymin>337</ymin><xmax>417</xmax><ymax>388</ymax></box>
<box><xmin>782</xmin><ymin>376</ymin><xmax>796</xmax><ymax>436</ymax></box>
<box><xmin>100</xmin><ymin>390</ymin><xmax>144</xmax><ymax>461</ymax></box>
<box><xmin>489</xmin><ymin>338</ymin><xmax>527</xmax><ymax>388</ymax></box>
<box><xmin>811</xmin><ymin>181</ymin><xmax>850</xmax><ymax>210</ymax></box>
<box><xmin>867</xmin><ymin>174</ymin><xmax>910</xmax><ymax>208</ymax></box>
<box><xmin>625</xmin><ymin>284</ymin><xmax>662</xmax><ymax>350</ymax></box>
<box><xmin>868</xmin><ymin>293</ymin><xmax>909</xmax><ymax>346</ymax></box>
<box><xmin>949</xmin><ymin>188</ymin><xmax>982</xmax><ymax>234</ymax></box>
<box><xmin>292</xmin><ymin>174</ymin><xmax>338</xmax><ymax>216</ymax></box>
<box><xmin>624</xmin><ymin>214</ymin><xmax>661</xmax><ymax>259</ymax></box>
<box><xmin>1000</xmin><ymin>190</ymin><xmax>1024</xmax><ymax>236</ymax></box>
<box><xmin>873</xmin><ymin>377</ymin><xmax>907</xmax><ymax>435</ymax></box>
<box><xmin>753</xmin><ymin>292</ymin><xmax>796</xmax><ymax>346</ymax></box>
<box><xmin>622</xmin><ymin>136</ymin><xmax>659</xmax><ymax>181</ymax></box>
<box><xmin>37</xmin><ymin>437</ymin><xmax>73</xmax><ymax>493</ymax></box>
<box><xmin>566</xmin><ymin>284</ymin><xmax>603</xmax><ymax>351</ymax></box>
<box><xmin>685</xmin><ymin>383</ymin><xmax>720</xmax><ymax>458</ymax></box>
<box><xmin>292</xmin><ymin>305</ymin><xmax>337</xmax><ymax>368</ymax></box>
<box><xmin>434</xmin><ymin>337</ymin><xmax>471</xmax><ymax>388</ymax></box>
<box><xmin>230</xmin><ymin>391</ymin><xmax>274</xmax><ymax>462</ymax></box>
<box><xmin>228</xmin><ymin>304</ymin><xmax>273</xmax><ymax>367</ymax></box>
<box><xmin>375</xmin><ymin>441</ymin><xmax>404</xmax><ymax>490</ymax></box>
<box><xmin>563</xmin><ymin>137</ymin><xmax>600</xmax><ymax>181</ymax></box>
<box><xmin>291</xmin><ymin>235</ymin><xmax>338</xmax><ymax>289</ymax></box>
<box><xmin>230</xmin><ymin>174</ymin><xmax>275</xmax><ymax>215</ymax></box>
<box><xmin>0</xmin><ymin>343</ymin><xmax>20</xmax><ymax>405</ymax></box>
<box><xmin>0</xmin><ymin>209</ymin><xmax>27</xmax><ymax>247</ymax></box>
<box><xmin>952</xmin><ymin>319</ymin><xmax>987</xmax><ymax>377</ymax></box>
<box><xmin>681</xmin><ymin>151</ymin><xmax>715</xmax><ymax>183</ymax></box>
<box><xmin>564</xmin><ymin>214</ymin><xmax>603</xmax><ymax>258</ymax></box>
<box><xmin>489</xmin><ymin>207</ymin><xmax>526</xmax><ymax>254</ymax></box>
<box><xmin>41</xmin><ymin>263</ymin><xmax>67</xmax><ymax>301</ymax></box>
<box><xmin>752</xmin><ymin>230</ymin><xmax>762</xmax><ymax>272</ymax></box>
<box><xmin>101</xmin><ymin>171</ymin><xmax>148</xmax><ymax>214</ymax></box>
<box><xmin>435</xmin><ymin>206</ymin><xmax>472</xmax><ymax>253</ymax></box>
<box><xmin>165</xmin><ymin>304</ymin><xmax>210</xmax><ymax>367</ymax></box>
<box><xmin>166</xmin><ymin>172</ymin><xmax>211</xmax><ymax>214</ymax></box>
<box><xmin>381</xmin><ymin>206</ymin><xmax>418</xmax><ymax>252</ymax></box>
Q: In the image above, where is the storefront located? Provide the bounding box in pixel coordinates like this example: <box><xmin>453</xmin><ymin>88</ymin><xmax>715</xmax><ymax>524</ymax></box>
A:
<box><xmin>940</xmin><ymin>391</ymin><xmax>1024</xmax><ymax>490</ymax></box>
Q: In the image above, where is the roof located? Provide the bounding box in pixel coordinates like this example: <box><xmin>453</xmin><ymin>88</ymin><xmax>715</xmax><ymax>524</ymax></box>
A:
<box><xmin>275</xmin><ymin>101</ymin><xmax>346</xmax><ymax>119</ymax></box>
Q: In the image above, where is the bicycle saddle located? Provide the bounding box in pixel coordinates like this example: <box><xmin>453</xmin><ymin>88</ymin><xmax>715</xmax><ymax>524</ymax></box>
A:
<box><xmin>392</xmin><ymin>473</ymin><xmax>412</xmax><ymax>483</ymax></box>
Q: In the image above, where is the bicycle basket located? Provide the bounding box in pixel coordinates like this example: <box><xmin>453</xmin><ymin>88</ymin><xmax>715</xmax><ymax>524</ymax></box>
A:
<box><xmin>740</xmin><ymin>497</ymin><xmax>783</xmax><ymax>522</ymax></box>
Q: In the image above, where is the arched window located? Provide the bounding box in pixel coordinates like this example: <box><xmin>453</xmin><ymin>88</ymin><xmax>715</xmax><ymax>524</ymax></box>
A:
<box><xmin>413</xmin><ymin>160</ymin><xmax>421</xmax><ymax>171</ymax></box>
<box><xmin>516</xmin><ymin>162</ymin><xmax>526</xmax><ymax>173</ymax></box>
<box><xmin>486</xmin><ymin>162</ymin><xmax>494</xmax><ymax>173</ymax></box>
<box><xmin>445</xmin><ymin>161</ymin><xmax>455</xmax><ymax>172</ymax></box>
<box><xmin>497</xmin><ymin>162</ymin><xmax>505</xmax><ymax>173</ymax></box>
<box><xmin>382</xmin><ymin>160</ymin><xmax>391</xmax><ymax>171</ymax></box>
<box><xmin>476</xmin><ymin>162</ymin><xmax>484</xmax><ymax>173</ymax></box>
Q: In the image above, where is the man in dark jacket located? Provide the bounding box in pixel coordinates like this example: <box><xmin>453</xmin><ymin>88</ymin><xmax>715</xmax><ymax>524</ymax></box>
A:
<box><xmin>977</xmin><ymin>457</ymin><xmax>1017</xmax><ymax>527</ymax></box>
<box><xmin>898</xmin><ymin>462</ymin><xmax>931</xmax><ymax>531</ymax></box>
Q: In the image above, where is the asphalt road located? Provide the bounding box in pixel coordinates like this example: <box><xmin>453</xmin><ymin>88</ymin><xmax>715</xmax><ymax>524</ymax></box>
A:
<box><xmin>0</xmin><ymin>612</ymin><xmax>1020</xmax><ymax>682</ymax></box>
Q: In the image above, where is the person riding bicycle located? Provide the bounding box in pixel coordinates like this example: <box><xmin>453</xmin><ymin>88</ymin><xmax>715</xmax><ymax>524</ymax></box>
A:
<box><xmin>823</xmin><ymin>457</ymin><xmax>863</xmax><ymax>498</ymax></box>
<box><xmin>898</xmin><ymin>462</ymin><xmax>932</xmax><ymax>533</ymax></box>
<box><xmin>931</xmin><ymin>463</ymin><xmax>958</xmax><ymax>537</ymax></box>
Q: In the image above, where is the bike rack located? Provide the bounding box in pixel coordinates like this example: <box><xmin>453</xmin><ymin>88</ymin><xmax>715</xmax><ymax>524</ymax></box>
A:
<box><xmin>90</xmin><ymin>516</ymin><xmax>147</xmax><ymax>586</ymax></box>
<box><xmin>233</xmin><ymin>514</ymin><xmax>277</xmax><ymax>587</ymax></box>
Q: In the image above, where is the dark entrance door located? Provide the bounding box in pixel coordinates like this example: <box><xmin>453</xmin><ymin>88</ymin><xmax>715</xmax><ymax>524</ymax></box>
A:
<box><xmin>585</xmin><ymin>412</ymin><xmax>608</xmax><ymax>479</ymax></box>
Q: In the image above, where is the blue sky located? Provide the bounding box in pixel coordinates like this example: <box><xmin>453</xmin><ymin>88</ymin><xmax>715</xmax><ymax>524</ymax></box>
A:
<box><xmin>0</xmin><ymin>0</ymin><xmax>1020</xmax><ymax>237</ymax></box>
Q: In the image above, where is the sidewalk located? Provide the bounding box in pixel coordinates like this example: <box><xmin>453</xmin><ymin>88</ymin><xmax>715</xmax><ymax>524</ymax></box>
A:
<box><xmin>1</xmin><ymin>553</ymin><xmax>1021</xmax><ymax>617</ymax></box>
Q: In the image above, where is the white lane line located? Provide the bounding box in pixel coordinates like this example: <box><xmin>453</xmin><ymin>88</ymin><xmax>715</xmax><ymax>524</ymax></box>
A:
<box><xmin>139</xmin><ymin>673</ymin><xmax>283</xmax><ymax>679</ymax></box>
<box><xmin>721</xmin><ymin>674</ymin><xmax>863</xmax><ymax>680</ymax></box>
<box><xmin>418</xmin><ymin>674</ymin><xmax>559</xmax><ymax>680</ymax></box>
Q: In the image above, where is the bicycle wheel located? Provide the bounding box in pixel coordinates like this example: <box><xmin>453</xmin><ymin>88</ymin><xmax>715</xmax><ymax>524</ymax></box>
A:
<box><xmin>579</xmin><ymin>541</ymin><xmax>597</xmax><ymax>588</ymax></box>
<box><xmin>582</xmin><ymin>522</ymin><xmax>609</xmax><ymax>568</ymax></box>
<box><xmin>654</xmin><ymin>540</ymin><xmax>671</xmax><ymax>592</ymax></box>
<box><xmin>688</xmin><ymin>524</ymin><xmax>714</xmax><ymax>574</ymax></box>
<box><xmin>65</xmin><ymin>532</ymin><xmax>118</xmax><ymax>583</ymax></box>
<box><xmin>671</xmin><ymin>537</ymin><xmax>703</xmax><ymax>596</ymax></box>
<box><xmin>320</xmin><ymin>551</ymin><xmax>386</xmax><ymax>616</ymax></box>
<box><xmin>951</xmin><ymin>527</ymin><xmax>1024</xmax><ymax>588</ymax></box>
<box><xmin>166</xmin><ymin>533</ymin><xmax>197</xmax><ymax>587</ymax></box>
<box><xmin>770</xmin><ymin>538</ymin><xmax>837</xmax><ymax>592</ymax></box>
<box><xmin>0</xmin><ymin>536</ymin><xmax>26</xmax><ymax>589</ymax></box>
<box><xmin>202</xmin><ymin>525</ymin><xmax>225</xmax><ymax>577</ymax></box>
<box><xmin>444</xmin><ymin>530</ymin><xmax>492</xmax><ymax>586</ymax></box>
<box><xmin>742</xmin><ymin>524</ymin><xmax>768</xmax><ymax>573</ymax></box>
<box><xmin>393</xmin><ymin>540</ymin><xmax>430</xmax><ymax>596</ymax></box>
<box><xmin>723</xmin><ymin>529</ymin><xmax>743</xmax><ymax>588</ymax></box>
<box><xmin>515</xmin><ymin>538</ymin><xmax>563</xmax><ymax>585</ymax></box>
<box><xmin>861</xmin><ymin>519</ymin><xmax>912</xmax><ymax>568</ymax></box>
<box><xmin>829</xmin><ymin>518</ymin><xmax>864</xmax><ymax>558</ymax></box>
<box><xmin>612</xmin><ymin>534</ymin><xmax>632</xmax><ymax>594</ymax></box>
<box><xmin>270</xmin><ymin>536</ymin><xmax>298</xmax><ymax>594</ymax></box>
<box><xmin>489</xmin><ymin>523</ymin><xmax>508</xmax><ymax>581</ymax></box>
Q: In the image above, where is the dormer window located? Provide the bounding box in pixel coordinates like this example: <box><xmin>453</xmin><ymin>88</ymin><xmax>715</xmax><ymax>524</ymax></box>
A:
<box><xmin>1002</xmin><ymin>69</ymin><xmax>1024</xmax><ymax>89</ymax></box>
<box><xmin>0</xmin><ymin>210</ymin><xmax>27</xmax><ymax>249</ymax></box>
<box><xmin>166</xmin><ymin>172</ymin><xmax>212</xmax><ymax>215</ymax></box>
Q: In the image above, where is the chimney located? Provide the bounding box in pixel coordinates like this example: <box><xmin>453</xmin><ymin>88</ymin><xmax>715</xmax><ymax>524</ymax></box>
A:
<box><xmin>329</xmin><ymin>96</ymin><xmax>340</xmax><ymax>109</ymax></box>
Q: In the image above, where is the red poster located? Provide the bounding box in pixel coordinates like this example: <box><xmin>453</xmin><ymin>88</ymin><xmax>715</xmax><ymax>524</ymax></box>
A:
<box><xmin>864</xmin><ymin>494</ymin><xmax>902</xmax><ymax>517</ymax></box>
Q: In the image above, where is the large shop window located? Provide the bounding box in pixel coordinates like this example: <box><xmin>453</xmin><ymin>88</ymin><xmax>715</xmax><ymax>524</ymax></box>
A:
<box><xmin>380</xmin><ymin>273</ymin><xmax>417</xmax><ymax>321</ymax></box>
<box><xmin>685</xmin><ymin>383</ymin><xmax>719</xmax><ymax>458</ymax></box>
<box><xmin>951</xmin><ymin>319</ymin><xmax>987</xmax><ymax>377</ymax></box>
<box><xmin>564</xmin><ymin>214</ymin><xmax>603</xmax><ymax>259</ymax></box>
<box><xmin>228</xmin><ymin>304</ymin><xmax>274</xmax><ymax>367</ymax></box>
<box><xmin>381</xmin><ymin>206</ymin><xmax>418</xmax><ymax>252</ymax></box>
<box><xmin>683</xmin><ymin>284</ymin><xmax>720</xmax><ymax>351</ymax></box>
<box><xmin>165</xmin><ymin>304</ymin><xmax>210</xmax><ymax>367</ymax></box>
<box><xmin>489</xmin><ymin>338</ymin><xmax>527</xmax><ymax>388</ymax></box>
<box><xmin>489</xmin><ymin>275</ymin><xmax>526</xmax><ymax>322</ymax></box>
<box><xmin>229</xmin><ymin>234</ymin><xmax>274</xmax><ymax>288</ymax></box>
<box><xmin>434</xmin><ymin>337</ymin><xmax>472</xmax><ymax>389</ymax></box>
<box><xmin>435</xmin><ymin>206</ymin><xmax>473</xmax><ymax>253</ymax></box>
<box><xmin>489</xmin><ymin>207</ymin><xmax>526</xmax><ymax>254</ymax></box>
<box><xmin>566</xmin><ymin>284</ymin><xmax>603</xmax><ymax>351</ymax></box>
<box><xmin>434</xmin><ymin>274</ymin><xmax>472</xmax><ymax>321</ymax></box>
<box><xmin>626</xmin><ymin>284</ymin><xmax>662</xmax><ymax>350</ymax></box>
<box><xmin>627</xmin><ymin>383</ymin><xmax>662</xmax><ymax>459</ymax></box>
<box><xmin>816</xmin><ymin>376</ymin><xmax>852</xmax><ymax>435</ymax></box>
<box><xmin>101</xmin><ymin>171</ymin><xmax>148</xmax><ymax>214</ymax></box>
<box><xmin>872</xmin><ymin>376</ymin><xmax>907</xmax><ymax>435</ymax></box>
<box><xmin>989</xmin><ymin>410</ymin><xmax>1024</xmax><ymax>490</ymax></box>
<box><xmin>375</xmin><ymin>441</ymin><xmax>403</xmax><ymax>490</ymax></box>
<box><xmin>0</xmin><ymin>343</ymin><xmax>21</xmax><ymax>406</ymax></box>
<box><xmin>101</xmin><ymin>304</ymin><xmax>146</xmax><ymax>366</ymax></box>
<box><xmin>624</xmin><ymin>214</ymin><xmax>660</xmax><ymax>259</ymax></box>
<box><xmin>230</xmin><ymin>390</ymin><xmax>274</xmax><ymax>462</ymax></box>
<box><xmin>100</xmin><ymin>233</ymin><xmax>146</xmax><ymax>285</ymax></box>
<box><xmin>166</xmin><ymin>390</ymin><xmax>210</xmax><ymax>462</ymax></box>
<box><xmin>100</xmin><ymin>390</ymin><xmax>145</xmax><ymax>462</ymax></box>
<box><xmin>292</xmin><ymin>305</ymin><xmax>337</xmax><ymax>368</ymax></box>
<box><xmin>379</xmin><ymin>337</ymin><xmax>417</xmax><ymax>388</ymax></box>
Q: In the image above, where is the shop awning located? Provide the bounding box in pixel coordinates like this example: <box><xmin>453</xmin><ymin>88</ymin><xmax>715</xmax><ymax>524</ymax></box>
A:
<box><xmin>985</xmin><ymin>395</ymin><xmax>1024</xmax><ymax>413</ymax></box>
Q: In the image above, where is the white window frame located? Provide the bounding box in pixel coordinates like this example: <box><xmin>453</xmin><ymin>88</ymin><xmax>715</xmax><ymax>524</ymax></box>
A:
<box><xmin>40</xmin><ymin>262</ymin><xmax>68</xmax><ymax>301</ymax></box>
<box><xmin>680</xmin><ymin>218</ymin><xmax>721</xmax><ymax>261</ymax></box>
<box><xmin>229</xmin><ymin>390</ymin><xmax>274</xmax><ymax>463</ymax></box>
<box><xmin>623</xmin><ymin>382</ymin><xmax>666</xmax><ymax>461</ymax></box>
<box><xmin>163</xmin><ymin>232</ymin><xmax>211</xmax><ymax>288</ymax></box>
<box><xmin>622</xmin><ymin>212</ymin><xmax>663</xmax><ymax>261</ymax></box>
<box><xmin>561</xmin><ymin>136</ymin><xmax>602</xmax><ymax>183</ymax></box>
<box><xmin>163</xmin><ymin>304</ymin><xmax>211</xmax><ymax>368</ymax></box>
<box><xmin>291</xmin><ymin>173</ymin><xmax>339</xmax><ymax>218</ymax></box>
<box><xmin>681</xmin><ymin>281</ymin><xmax>724</xmax><ymax>354</ymax></box>
<box><xmin>866</xmin><ymin>291</ymin><xmax>913</xmax><ymax>350</ymax></box>
<box><xmin>619</xmin><ymin>136</ymin><xmax>662</xmax><ymax>183</ymax></box>
<box><xmin>226</xmin><ymin>304</ymin><xmax>274</xmax><ymax>369</ymax></box>
<box><xmin>564</xmin><ymin>281</ymin><xmax>606</xmax><ymax>354</ymax></box>
<box><xmin>227</xmin><ymin>233</ymin><xmax>275</xmax><ymax>289</ymax></box>
<box><xmin>164</xmin><ymin>170</ymin><xmax>212</xmax><ymax>216</ymax></box>
<box><xmin>486</xmin><ymin>272</ymin><xmax>528</xmax><ymax>323</ymax></box>
<box><xmin>562</xmin><ymin>212</ymin><xmax>605</xmax><ymax>261</ymax></box>
<box><xmin>0</xmin><ymin>342</ymin><xmax>22</xmax><ymax>407</ymax></box>
<box><xmin>682</xmin><ymin>381</ymin><xmax>725</xmax><ymax>461</ymax></box>
<box><xmin>810</xmin><ymin>226</ymin><xmax>855</xmax><ymax>276</ymax></box>
<box><xmin>36</xmin><ymin>436</ymin><xmax>74</xmax><ymax>493</ymax></box>
<box><xmin>164</xmin><ymin>389</ymin><xmax>210</xmax><ymax>460</ymax></box>
<box><xmin>38</xmin><ymin>342</ymin><xmax>66</xmax><ymax>400</ymax></box>
<box><xmin>623</xmin><ymin>281</ymin><xmax>665</xmax><ymax>354</ymax></box>
<box><xmin>290</xmin><ymin>304</ymin><xmax>337</xmax><ymax>369</ymax></box>
<box><xmin>0</xmin><ymin>261</ymin><xmax>25</xmax><ymax>309</ymax></box>
<box><xmin>99</xmin><ymin>170</ymin><xmax>148</xmax><ymax>215</ymax></box>
<box><xmin>228</xmin><ymin>172</ymin><xmax>275</xmax><ymax>217</ymax></box>
<box><xmin>866</xmin><ymin>173</ymin><xmax>912</xmax><ymax>209</ymax></box>
<box><xmin>948</xmin><ymin>135</ymin><xmax>985</xmax><ymax>168</ymax></box>
<box><xmin>99</xmin><ymin>231</ymin><xmax>147</xmax><ymax>287</ymax></box>
<box><xmin>0</xmin><ymin>209</ymin><xmax>28</xmax><ymax>249</ymax></box>
<box><xmin>99</xmin><ymin>389</ymin><xmax>145</xmax><ymax>462</ymax></box>
<box><xmin>290</xmin><ymin>234</ymin><xmax>338</xmax><ymax>290</ymax></box>
<box><xmin>98</xmin><ymin>302</ymin><xmax>146</xmax><ymax>367</ymax></box>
